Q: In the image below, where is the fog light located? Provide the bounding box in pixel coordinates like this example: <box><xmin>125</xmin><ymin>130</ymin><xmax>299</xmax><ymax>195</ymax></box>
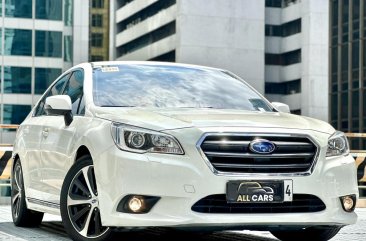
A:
<box><xmin>117</xmin><ymin>195</ymin><xmax>160</xmax><ymax>214</ymax></box>
<box><xmin>340</xmin><ymin>195</ymin><xmax>356</xmax><ymax>212</ymax></box>
<box><xmin>128</xmin><ymin>196</ymin><xmax>144</xmax><ymax>212</ymax></box>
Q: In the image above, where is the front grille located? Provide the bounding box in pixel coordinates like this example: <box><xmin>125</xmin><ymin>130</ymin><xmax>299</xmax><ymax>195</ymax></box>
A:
<box><xmin>192</xmin><ymin>194</ymin><xmax>326</xmax><ymax>213</ymax></box>
<box><xmin>199</xmin><ymin>134</ymin><xmax>317</xmax><ymax>173</ymax></box>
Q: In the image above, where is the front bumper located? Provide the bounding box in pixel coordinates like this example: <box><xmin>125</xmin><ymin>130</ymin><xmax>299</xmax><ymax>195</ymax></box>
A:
<box><xmin>93</xmin><ymin>127</ymin><xmax>358</xmax><ymax>228</ymax></box>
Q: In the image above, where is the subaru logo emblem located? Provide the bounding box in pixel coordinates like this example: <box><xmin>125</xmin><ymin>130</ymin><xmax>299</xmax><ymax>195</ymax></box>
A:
<box><xmin>249</xmin><ymin>139</ymin><xmax>276</xmax><ymax>154</ymax></box>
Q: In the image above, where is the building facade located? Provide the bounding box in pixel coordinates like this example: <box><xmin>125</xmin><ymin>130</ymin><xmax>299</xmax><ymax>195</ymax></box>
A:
<box><xmin>90</xmin><ymin>0</ymin><xmax>110</xmax><ymax>61</ymax></box>
<box><xmin>111</xmin><ymin>0</ymin><xmax>265</xmax><ymax>93</ymax></box>
<box><xmin>329</xmin><ymin>0</ymin><xmax>366</xmax><ymax>149</ymax></box>
<box><xmin>110</xmin><ymin>0</ymin><xmax>329</xmax><ymax>121</ymax></box>
<box><xmin>265</xmin><ymin>0</ymin><xmax>329</xmax><ymax>120</ymax></box>
<box><xmin>0</xmin><ymin>0</ymin><xmax>89</xmax><ymax>143</ymax></box>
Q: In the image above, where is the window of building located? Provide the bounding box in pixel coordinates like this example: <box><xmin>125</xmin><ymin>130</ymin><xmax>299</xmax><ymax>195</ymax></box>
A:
<box><xmin>330</xmin><ymin>93</ymin><xmax>338</xmax><ymax>124</ymax></box>
<box><xmin>282</xmin><ymin>49</ymin><xmax>301</xmax><ymax>65</ymax></box>
<box><xmin>35</xmin><ymin>68</ymin><xmax>62</xmax><ymax>94</ymax></box>
<box><xmin>64</xmin><ymin>36</ymin><xmax>73</xmax><ymax>62</ymax></box>
<box><xmin>265</xmin><ymin>79</ymin><xmax>301</xmax><ymax>95</ymax></box>
<box><xmin>352</xmin><ymin>90</ymin><xmax>359</xmax><ymax>118</ymax></box>
<box><xmin>92</xmin><ymin>14</ymin><xmax>103</xmax><ymax>27</ymax></box>
<box><xmin>117</xmin><ymin>0</ymin><xmax>176</xmax><ymax>32</ymax></box>
<box><xmin>291</xmin><ymin>109</ymin><xmax>301</xmax><ymax>115</ymax></box>
<box><xmin>282</xmin><ymin>19</ymin><xmax>301</xmax><ymax>37</ymax></box>
<box><xmin>35</xmin><ymin>0</ymin><xmax>62</xmax><ymax>20</ymax></box>
<box><xmin>3</xmin><ymin>104</ymin><xmax>31</xmax><ymax>124</ymax></box>
<box><xmin>117</xmin><ymin>21</ymin><xmax>176</xmax><ymax>57</ymax></box>
<box><xmin>265</xmin><ymin>49</ymin><xmax>301</xmax><ymax>66</ymax></box>
<box><xmin>149</xmin><ymin>51</ymin><xmax>175</xmax><ymax>62</ymax></box>
<box><xmin>64</xmin><ymin>0</ymin><xmax>73</xmax><ymax>26</ymax></box>
<box><xmin>265</xmin><ymin>25</ymin><xmax>282</xmax><ymax>37</ymax></box>
<box><xmin>3</xmin><ymin>66</ymin><xmax>31</xmax><ymax>94</ymax></box>
<box><xmin>5</xmin><ymin>0</ymin><xmax>32</xmax><ymax>18</ymax></box>
<box><xmin>35</xmin><ymin>30</ymin><xmax>62</xmax><ymax>57</ymax></box>
<box><xmin>91</xmin><ymin>33</ymin><xmax>103</xmax><ymax>47</ymax></box>
<box><xmin>92</xmin><ymin>0</ymin><xmax>104</xmax><ymax>8</ymax></box>
<box><xmin>117</xmin><ymin>0</ymin><xmax>134</xmax><ymax>8</ymax></box>
<box><xmin>282</xmin><ymin>0</ymin><xmax>300</xmax><ymax>7</ymax></box>
<box><xmin>265</xmin><ymin>0</ymin><xmax>281</xmax><ymax>7</ymax></box>
<box><xmin>265</xmin><ymin>19</ymin><xmax>301</xmax><ymax>37</ymax></box>
<box><xmin>4</xmin><ymin>29</ymin><xmax>32</xmax><ymax>56</ymax></box>
<box><xmin>342</xmin><ymin>0</ymin><xmax>349</xmax><ymax>42</ymax></box>
<box><xmin>91</xmin><ymin>55</ymin><xmax>104</xmax><ymax>61</ymax></box>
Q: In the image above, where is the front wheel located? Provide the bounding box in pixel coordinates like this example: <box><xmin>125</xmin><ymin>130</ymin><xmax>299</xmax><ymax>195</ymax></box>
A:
<box><xmin>270</xmin><ymin>226</ymin><xmax>342</xmax><ymax>241</ymax></box>
<box><xmin>60</xmin><ymin>155</ymin><xmax>112</xmax><ymax>241</ymax></box>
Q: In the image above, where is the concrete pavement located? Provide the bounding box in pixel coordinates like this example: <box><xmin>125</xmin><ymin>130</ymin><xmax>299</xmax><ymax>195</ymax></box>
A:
<box><xmin>0</xmin><ymin>205</ymin><xmax>364</xmax><ymax>240</ymax></box>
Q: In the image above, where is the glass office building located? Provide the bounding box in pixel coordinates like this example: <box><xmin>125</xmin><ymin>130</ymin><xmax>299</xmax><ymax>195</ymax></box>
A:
<box><xmin>329</xmin><ymin>0</ymin><xmax>366</xmax><ymax>150</ymax></box>
<box><xmin>0</xmin><ymin>0</ymin><xmax>89</xmax><ymax>143</ymax></box>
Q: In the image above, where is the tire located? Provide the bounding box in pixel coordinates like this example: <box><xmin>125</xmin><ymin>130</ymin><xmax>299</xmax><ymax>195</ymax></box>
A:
<box><xmin>270</xmin><ymin>226</ymin><xmax>342</xmax><ymax>241</ymax></box>
<box><xmin>11</xmin><ymin>159</ymin><xmax>44</xmax><ymax>227</ymax></box>
<box><xmin>60</xmin><ymin>155</ymin><xmax>112</xmax><ymax>241</ymax></box>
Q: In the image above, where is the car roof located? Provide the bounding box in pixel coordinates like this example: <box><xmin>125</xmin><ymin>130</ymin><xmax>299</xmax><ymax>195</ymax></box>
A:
<box><xmin>89</xmin><ymin>61</ymin><xmax>225</xmax><ymax>72</ymax></box>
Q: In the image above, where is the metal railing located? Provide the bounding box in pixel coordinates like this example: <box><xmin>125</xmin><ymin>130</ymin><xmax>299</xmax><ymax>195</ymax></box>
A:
<box><xmin>345</xmin><ymin>133</ymin><xmax>366</xmax><ymax>198</ymax></box>
<box><xmin>0</xmin><ymin>125</ymin><xmax>18</xmax><ymax>195</ymax></box>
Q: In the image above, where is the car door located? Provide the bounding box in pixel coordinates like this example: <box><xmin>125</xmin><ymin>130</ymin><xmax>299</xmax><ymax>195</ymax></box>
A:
<box><xmin>39</xmin><ymin>69</ymin><xmax>85</xmax><ymax>203</ymax></box>
<box><xmin>21</xmin><ymin>73</ymin><xmax>70</xmax><ymax>200</ymax></box>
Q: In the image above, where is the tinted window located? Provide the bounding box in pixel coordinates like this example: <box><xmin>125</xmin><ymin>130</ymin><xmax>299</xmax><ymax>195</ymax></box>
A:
<box><xmin>93</xmin><ymin>65</ymin><xmax>272</xmax><ymax>111</ymax></box>
<box><xmin>35</xmin><ymin>30</ymin><xmax>62</xmax><ymax>57</ymax></box>
<box><xmin>4</xmin><ymin>104</ymin><xmax>32</xmax><ymax>125</ymax></box>
<box><xmin>64</xmin><ymin>0</ymin><xmax>73</xmax><ymax>26</ymax></box>
<box><xmin>3</xmin><ymin>66</ymin><xmax>32</xmax><ymax>93</ymax></box>
<box><xmin>5</xmin><ymin>0</ymin><xmax>32</xmax><ymax>18</ymax></box>
<box><xmin>4</xmin><ymin>29</ymin><xmax>32</xmax><ymax>56</ymax></box>
<box><xmin>63</xmin><ymin>70</ymin><xmax>84</xmax><ymax>115</ymax></box>
<box><xmin>35</xmin><ymin>0</ymin><xmax>62</xmax><ymax>20</ymax></box>
<box><xmin>35</xmin><ymin>68</ymin><xmax>62</xmax><ymax>94</ymax></box>
<box><xmin>34</xmin><ymin>73</ymin><xmax>70</xmax><ymax>117</ymax></box>
<box><xmin>64</xmin><ymin>36</ymin><xmax>73</xmax><ymax>62</ymax></box>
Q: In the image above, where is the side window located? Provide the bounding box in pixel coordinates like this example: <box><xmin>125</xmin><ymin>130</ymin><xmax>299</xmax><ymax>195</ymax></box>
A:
<box><xmin>34</xmin><ymin>73</ymin><xmax>71</xmax><ymax>117</ymax></box>
<box><xmin>62</xmin><ymin>70</ymin><xmax>84</xmax><ymax>115</ymax></box>
<box><xmin>79</xmin><ymin>95</ymin><xmax>86</xmax><ymax>115</ymax></box>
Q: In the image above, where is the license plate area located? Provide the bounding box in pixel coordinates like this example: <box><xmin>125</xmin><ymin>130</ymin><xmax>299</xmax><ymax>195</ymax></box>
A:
<box><xmin>226</xmin><ymin>180</ymin><xmax>293</xmax><ymax>203</ymax></box>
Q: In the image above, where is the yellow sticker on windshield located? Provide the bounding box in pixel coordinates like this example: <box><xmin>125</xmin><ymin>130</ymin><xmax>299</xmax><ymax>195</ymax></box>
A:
<box><xmin>101</xmin><ymin>67</ymin><xmax>119</xmax><ymax>72</ymax></box>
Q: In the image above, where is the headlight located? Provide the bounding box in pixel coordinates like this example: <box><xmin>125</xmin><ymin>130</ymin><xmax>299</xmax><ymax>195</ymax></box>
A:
<box><xmin>326</xmin><ymin>131</ymin><xmax>349</xmax><ymax>157</ymax></box>
<box><xmin>111</xmin><ymin>123</ymin><xmax>184</xmax><ymax>154</ymax></box>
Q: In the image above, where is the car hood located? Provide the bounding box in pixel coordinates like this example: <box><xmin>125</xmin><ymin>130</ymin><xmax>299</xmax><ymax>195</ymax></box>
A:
<box><xmin>93</xmin><ymin>107</ymin><xmax>335</xmax><ymax>134</ymax></box>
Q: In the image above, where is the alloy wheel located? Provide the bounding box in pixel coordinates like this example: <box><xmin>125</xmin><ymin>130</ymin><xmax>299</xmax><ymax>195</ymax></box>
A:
<box><xmin>67</xmin><ymin>165</ymin><xmax>109</xmax><ymax>238</ymax></box>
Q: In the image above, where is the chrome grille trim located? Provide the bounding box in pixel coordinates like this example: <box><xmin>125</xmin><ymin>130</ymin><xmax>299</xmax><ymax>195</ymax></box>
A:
<box><xmin>204</xmin><ymin>151</ymin><xmax>314</xmax><ymax>158</ymax></box>
<box><xmin>196</xmin><ymin>133</ymin><xmax>320</xmax><ymax>177</ymax></box>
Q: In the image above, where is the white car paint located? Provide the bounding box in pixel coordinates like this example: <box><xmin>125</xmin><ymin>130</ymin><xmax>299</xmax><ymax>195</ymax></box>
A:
<box><xmin>13</xmin><ymin>61</ymin><xmax>358</xmax><ymax>231</ymax></box>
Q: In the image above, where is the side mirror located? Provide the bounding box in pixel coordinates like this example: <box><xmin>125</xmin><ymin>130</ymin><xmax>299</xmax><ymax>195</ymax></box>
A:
<box><xmin>271</xmin><ymin>102</ymin><xmax>290</xmax><ymax>113</ymax></box>
<box><xmin>45</xmin><ymin>95</ymin><xmax>73</xmax><ymax>126</ymax></box>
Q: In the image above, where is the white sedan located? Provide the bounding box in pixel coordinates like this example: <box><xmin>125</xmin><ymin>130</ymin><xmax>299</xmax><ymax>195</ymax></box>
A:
<box><xmin>11</xmin><ymin>62</ymin><xmax>358</xmax><ymax>241</ymax></box>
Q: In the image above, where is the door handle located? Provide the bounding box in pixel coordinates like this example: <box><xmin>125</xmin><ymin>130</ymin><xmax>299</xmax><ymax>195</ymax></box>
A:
<box><xmin>42</xmin><ymin>128</ymin><xmax>49</xmax><ymax>137</ymax></box>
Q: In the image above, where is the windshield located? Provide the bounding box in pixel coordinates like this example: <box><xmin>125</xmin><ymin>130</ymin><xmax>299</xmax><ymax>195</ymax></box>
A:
<box><xmin>93</xmin><ymin>64</ymin><xmax>273</xmax><ymax>111</ymax></box>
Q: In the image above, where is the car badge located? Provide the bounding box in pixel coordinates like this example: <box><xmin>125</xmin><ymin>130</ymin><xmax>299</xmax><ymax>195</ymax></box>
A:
<box><xmin>249</xmin><ymin>139</ymin><xmax>276</xmax><ymax>154</ymax></box>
